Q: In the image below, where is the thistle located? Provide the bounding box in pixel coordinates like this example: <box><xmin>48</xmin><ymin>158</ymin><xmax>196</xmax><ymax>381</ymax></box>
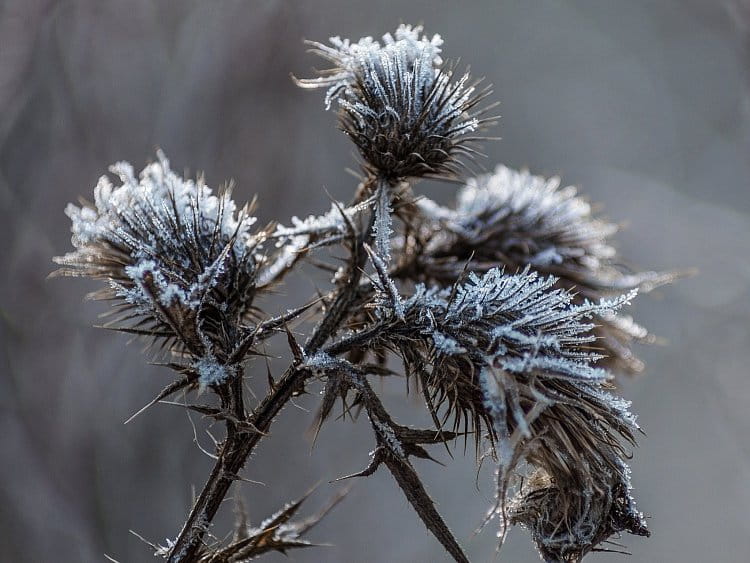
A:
<box><xmin>53</xmin><ymin>152</ymin><xmax>273</xmax><ymax>389</ymax></box>
<box><xmin>54</xmin><ymin>24</ymin><xmax>676</xmax><ymax>563</ymax></box>
<box><xmin>412</xmin><ymin>165</ymin><xmax>681</xmax><ymax>374</ymax></box>
<box><xmin>296</xmin><ymin>24</ymin><xmax>494</xmax><ymax>181</ymax></box>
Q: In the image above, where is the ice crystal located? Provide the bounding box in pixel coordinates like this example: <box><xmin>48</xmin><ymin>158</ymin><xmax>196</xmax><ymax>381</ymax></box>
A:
<box><xmin>365</xmin><ymin>242</ymin><xmax>404</xmax><ymax>319</ymax></box>
<box><xmin>194</xmin><ymin>355</ymin><xmax>231</xmax><ymax>389</ymax></box>
<box><xmin>272</xmin><ymin>199</ymin><xmax>372</xmax><ymax>241</ymax></box>
<box><xmin>297</xmin><ymin>24</ymin><xmax>444</xmax><ymax>108</ymax></box>
<box><xmin>373</xmin><ymin>419</ymin><xmax>405</xmax><ymax>458</ymax></box>
<box><xmin>263</xmin><ymin>199</ymin><xmax>372</xmax><ymax>286</ymax></box>
<box><xmin>66</xmin><ymin>155</ymin><xmax>257</xmax><ymax>253</ymax></box>
<box><xmin>373</xmin><ymin>182</ymin><xmax>393</xmax><ymax>263</ymax></box>
<box><xmin>302</xmin><ymin>350</ymin><xmax>342</xmax><ymax>376</ymax></box>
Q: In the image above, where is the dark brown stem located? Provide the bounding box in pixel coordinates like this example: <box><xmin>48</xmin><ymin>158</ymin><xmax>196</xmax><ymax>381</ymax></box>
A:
<box><xmin>166</xmin><ymin>362</ymin><xmax>307</xmax><ymax>562</ymax></box>
<box><xmin>166</xmin><ymin>176</ymin><xmax>379</xmax><ymax>562</ymax></box>
<box><xmin>351</xmin><ymin>371</ymin><xmax>469</xmax><ymax>563</ymax></box>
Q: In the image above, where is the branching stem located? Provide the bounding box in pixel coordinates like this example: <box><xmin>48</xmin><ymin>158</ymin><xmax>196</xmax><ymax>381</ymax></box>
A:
<box><xmin>166</xmin><ymin>176</ymin><xmax>380</xmax><ymax>562</ymax></box>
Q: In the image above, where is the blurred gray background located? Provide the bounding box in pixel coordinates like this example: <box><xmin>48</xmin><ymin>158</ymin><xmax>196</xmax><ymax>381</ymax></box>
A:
<box><xmin>1</xmin><ymin>1</ymin><xmax>749</xmax><ymax>561</ymax></box>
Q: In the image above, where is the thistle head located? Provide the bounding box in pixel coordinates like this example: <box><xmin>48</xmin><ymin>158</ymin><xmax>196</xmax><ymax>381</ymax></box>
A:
<box><xmin>356</xmin><ymin>265</ymin><xmax>648</xmax><ymax>556</ymax></box>
<box><xmin>417</xmin><ymin>165</ymin><xmax>621</xmax><ymax>280</ymax></box>
<box><xmin>414</xmin><ymin>165</ymin><xmax>679</xmax><ymax>374</ymax></box>
<box><xmin>53</xmin><ymin>152</ymin><xmax>268</xmax><ymax>385</ymax></box>
<box><xmin>510</xmin><ymin>463</ymin><xmax>649</xmax><ymax>562</ymax></box>
<box><xmin>297</xmin><ymin>24</ymin><xmax>494</xmax><ymax>180</ymax></box>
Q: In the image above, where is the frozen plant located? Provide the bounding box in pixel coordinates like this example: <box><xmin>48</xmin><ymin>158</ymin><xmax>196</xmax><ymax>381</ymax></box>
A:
<box><xmin>54</xmin><ymin>24</ymin><xmax>677</xmax><ymax>563</ymax></box>
<box><xmin>410</xmin><ymin>165</ymin><xmax>684</xmax><ymax>374</ymax></box>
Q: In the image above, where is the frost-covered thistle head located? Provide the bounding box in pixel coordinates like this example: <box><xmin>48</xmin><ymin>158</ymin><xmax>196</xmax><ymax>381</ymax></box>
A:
<box><xmin>414</xmin><ymin>165</ymin><xmax>678</xmax><ymax>374</ymax></box>
<box><xmin>53</xmin><ymin>152</ymin><xmax>269</xmax><ymax>387</ymax></box>
<box><xmin>297</xmin><ymin>24</ymin><xmax>493</xmax><ymax>180</ymax></box>
<box><xmin>355</xmin><ymin>266</ymin><xmax>649</xmax><ymax>559</ymax></box>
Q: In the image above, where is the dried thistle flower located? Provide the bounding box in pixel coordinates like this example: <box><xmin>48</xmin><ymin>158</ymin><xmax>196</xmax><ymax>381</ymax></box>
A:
<box><xmin>413</xmin><ymin>165</ymin><xmax>679</xmax><ymax>374</ymax></box>
<box><xmin>53</xmin><ymin>152</ymin><xmax>268</xmax><ymax>387</ymax></box>
<box><xmin>320</xmin><ymin>265</ymin><xmax>649</xmax><ymax>560</ymax></box>
<box><xmin>297</xmin><ymin>24</ymin><xmax>494</xmax><ymax>180</ymax></box>
<box><xmin>52</xmin><ymin>23</ymin><xmax>675</xmax><ymax>563</ymax></box>
<box><xmin>510</xmin><ymin>462</ymin><xmax>649</xmax><ymax>562</ymax></box>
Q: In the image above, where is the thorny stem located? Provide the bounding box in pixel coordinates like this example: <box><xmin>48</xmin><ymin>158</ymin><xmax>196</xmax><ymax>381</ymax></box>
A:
<box><xmin>166</xmin><ymin>364</ymin><xmax>306</xmax><ymax>562</ymax></box>
<box><xmin>350</xmin><ymin>371</ymin><xmax>470</xmax><ymax>563</ymax></box>
<box><xmin>166</xmin><ymin>177</ymin><xmax>380</xmax><ymax>563</ymax></box>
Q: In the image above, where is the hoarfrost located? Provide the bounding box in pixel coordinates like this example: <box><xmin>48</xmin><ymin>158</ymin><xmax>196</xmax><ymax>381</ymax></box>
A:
<box><xmin>194</xmin><ymin>355</ymin><xmax>231</xmax><ymax>389</ymax></box>
<box><xmin>66</xmin><ymin>151</ymin><xmax>258</xmax><ymax>258</ymax></box>
<box><xmin>297</xmin><ymin>24</ymin><xmax>444</xmax><ymax>109</ymax></box>
<box><xmin>373</xmin><ymin>183</ymin><xmax>393</xmax><ymax>264</ymax></box>
<box><xmin>373</xmin><ymin>419</ymin><xmax>405</xmax><ymax>458</ymax></box>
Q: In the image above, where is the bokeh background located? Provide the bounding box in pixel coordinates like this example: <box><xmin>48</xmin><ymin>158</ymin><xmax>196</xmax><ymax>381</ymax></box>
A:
<box><xmin>2</xmin><ymin>1</ymin><xmax>749</xmax><ymax>561</ymax></box>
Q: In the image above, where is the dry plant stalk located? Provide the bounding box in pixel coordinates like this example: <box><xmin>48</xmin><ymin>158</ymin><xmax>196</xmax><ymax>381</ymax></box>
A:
<box><xmin>53</xmin><ymin>24</ymin><xmax>680</xmax><ymax>563</ymax></box>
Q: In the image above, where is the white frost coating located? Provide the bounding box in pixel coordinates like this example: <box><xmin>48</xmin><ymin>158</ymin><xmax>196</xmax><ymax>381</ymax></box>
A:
<box><xmin>66</xmin><ymin>151</ymin><xmax>257</xmax><ymax>257</ymax></box>
<box><xmin>194</xmin><ymin>355</ymin><xmax>230</xmax><ymax>388</ymax></box>
<box><xmin>431</xmin><ymin>331</ymin><xmax>466</xmax><ymax>355</ymax></box>
<box><xmin>302</xmin><ymin>351</ymin><xmax>339</xmax><ymax>372</ymax></box>
<box><xmin>582</xmin><ymin>385</ymin><xmax>639</xmax><ymax>429</ymax></box>
<box><xmin>413</xmin><ymin>196</ymin><xmax>455</xmax><ymax>222</ymax></box>
<box><xmin>479</xmin><ymin>367</ymin><xmax>507</xmax><ymax>433</ymax></box>
<box><xmin>367</xmin><ymin>241</ymin><xmax>404</xmax><ymax>320</ymax></box>
<box><xmin>299</xmin><ymin>24</ymin><xmax>479</xmax><ymax>139</ymax></box>
<box><xmin>490</xmin><ymin>325</ymin><xmax>560</xmax><ymax>352</ymax></box>
<box><xmin>298</xmin><ymin>24</ymin><xmax>444</xmax><ymax>108</ymax></box>
<box><xmin>272</xmin><ymin>200</ymin><xmax>369</xmax><ymax>240</ymax></box>
<box><xmin>373</xmin><ymin>183</ymin><xmax>393</xmax><ymax>264</ymax></box>
<box><xmin>417</xmin><ymin>165</ymin><xmax>619</xmax><ymax>268</ymax></box>
<box><xmin>530</xmin><ymin>247</ymin><xmax>564</xmax><ymax>266</ymax></box>
<box><xmin>599</xmin><ymin>311</ymin><xmax>650</xmax><ymax>340</ymax></box>
<box><xmin>261</xmin><ymin>199</ymin><xmax>372</xmax><ymax>287</ymax></box>
<box><xmin>373</xmin><ymin>419</ymin><xmax>405</xmax><ymax>458</ymax></box>
<box><xmin>60</xmin><ymin>152</ymin><xmax>264</xmax><ymax>315</ymax></box>
<box><xmin>500</xmin><ymin>355</ymin><xmax>610</xmax><ymax>382</ymax></box>
<box><xmin>124</xmin><ymin>259</ymin><xmax>191</xmax><ymax>308</ymax></box>
<box><xmin>397</xmin><ymin>268</ymin><xmax>638</xmax><ymax>388</ymax></box>
<box><xmin>339</xmin><ymin>46</ymin><xmax>477</xmax><ymax>135</ymax></box>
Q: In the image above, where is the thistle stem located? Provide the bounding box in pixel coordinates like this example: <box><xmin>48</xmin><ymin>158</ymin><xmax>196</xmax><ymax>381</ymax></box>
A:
<box><xmin>166</xmin><ymin>178</ymin><xmax>378</xmax><ymax>562</ymax></box>
<box><xmin>166</xmin><ymin>362</ymin><xmax>308</xmax><ymax>562</ymax></box>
